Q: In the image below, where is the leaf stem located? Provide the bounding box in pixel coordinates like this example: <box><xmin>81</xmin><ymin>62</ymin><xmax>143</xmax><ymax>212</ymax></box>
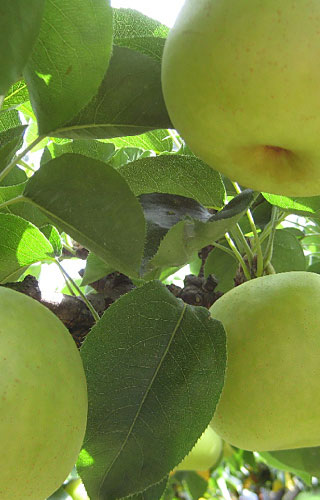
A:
<box><xmin>212</xmin><ymin>241</ymin><xmax>239</xmax><ymax>260</ymax></box>
<box><xmin>225</xmin><ymin>232</ymin><xmax>252</xmax><ymax>281</ymax></box>
<box><xmin>230</xmin><ymin>223</ymin><xmax>254</xmax><ymax>264</ymax></box>
<box><xmin>263</xmin><ymin>206</ymin><xmax>279</xmax><ymax>270</ymax></box>
<box><xmin>0</xmin><ymin>195</ymin><xmax>25</xmax><ymax>211</ymax></box>
<box><xmin>55</xmin><ymin>259</ymin><xmax>100</xmax><ymax>323</ymax></box>
<box><xmin>232</xmin><ymin>182</ymin><xmax>264</xmax><ymax>277</ymax></box>
<box><xmin>0</xmin><ymin>135</ymin><xmax>43</xmax><ymax>183</ymax></box>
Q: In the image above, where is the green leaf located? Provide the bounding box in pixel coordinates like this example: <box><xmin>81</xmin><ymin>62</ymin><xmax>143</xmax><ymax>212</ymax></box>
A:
<box><xmin>45</xmin><ymin>140</ymin><xmax>115</xmax><ymax>164</ymax></box>
<box><xmin>0</xmin><ymin>182</ymin><xmax>26</xmax><ymax>214</ymax></box>
<box><xmin>108</xmin><ymin>130</ymin><xmax>173</xmax><ymax>154</ymax></box>
<box><xmin>78</xmin><ymin>281</ymin><xmax>226</xmax><ymax>500</ymax></box>
<box><xmin>0</xmin><ymin>213</ymin><xmax>54</xmax><ymax>283</ymax></box>
<box><xmin>308</xmin><ymin>262</ymin><xmax>320</xmax><ymax>274</ymax></box>
<box><xmin>0</xmin><ymin>1</ymin><xmax>45</xmax><ymax>94</ymax></box>
<box><xmin>119</xmin><ymin>155</ymin><xmax>226</xmax><ymax>209</ymax></box>
<box><xmin>183</xmin><ymin>471</ymin><xmax>208</xmax><ymax>500</ymax></box>
<box><xmin>262</xmin><ymin>229</ymin><xmax>306</xmax><ymax>273</ymax></box>
<box><xmin>140</xmin><ymin>193</ymin><xmax>213</xmax><ymax>274</ymax></box>
<box><xmin>23</xmin><ymin>154</ymin><xmax>146</xmax><ymax>277</ymax></box>
<box><xmin>81</xmin><ymin>252</ymin><xmax>115</xmax><ymax>287</ymax></box>
<box><xmin>109</xmin><ymin>148</ymin><xmax>151</xmax><ymax>169</ymax></box>
<box><xmin>148</xmin><ymin>190</ymin><xmax>255</xmax><ymax>276</ymax></box>
<box><xmin>113</xmin><ymin>8</ymin><xmax>168</xmax><ymax>61</ymax></box>
<box><xmin>53</xmin><ymin>46</ymin><xmax>172</xmax><ymax>139</ymax></box>
<box><xmin>24</xmin><ymin>0</ymin><xmax>113</xmax><ymax>135</ymax></box>
<box><xmin>204</xmin><ymin>243</ymin><xmax>238</xmax><ymax>293</ymax></box>
<box><xmin>3</xmin><ymin>80</ymin><xmax>30</xmax><ymax>111</ymax></box>
<box><xmin>0</xmin><ymin>109</ymin><xmax>22</xmax><ymax>132</ymax></box>
<box><xmin>40</xmin><ymin>224</ymin><xmax>62</xmax><ymax>257</ymax></box>
<box><xmin>1</xmin><ymin>165</ymin><xmax>27</xmax><ymax>187</ymax></box>
<box><xmin>0</xmin><ymin>126</ymin><xmax>27</xmax><ymax>176</ymax></box>
<box><xmin>263</xmin><ymin>192</ymin><xmax>320</xmax><ymax>218</ymax></box>
<box><xmin>125</xmin><ymin>477</ymin><xmax>168</xmax><ymax>500</ymax></box>
<box><xmin>259</xmin><ymin>447</ymin><xmax>320</xmax><ymax>483</ymax></box>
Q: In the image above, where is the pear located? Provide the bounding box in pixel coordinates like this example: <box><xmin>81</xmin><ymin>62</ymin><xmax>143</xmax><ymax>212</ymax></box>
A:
<box><xmin>209</xmin><ymin>271</ymin><xmax>320</xmax><ymax>451</ymax></box>
<box><xmin>0</xmin><ymin>287</ymin><xmax>87</xmax><ymax>500</ymax></box>
<box><xmin>162</xmin><ymin>0</ymin><xmax>320</xmax><ymax>196</ymax></box>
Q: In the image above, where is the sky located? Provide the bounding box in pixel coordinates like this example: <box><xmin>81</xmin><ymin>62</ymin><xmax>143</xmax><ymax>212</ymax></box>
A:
<box><xmin>111</xmin><ymin>0</ymin><xmax>185</xmax><ymax>27</ymax></box>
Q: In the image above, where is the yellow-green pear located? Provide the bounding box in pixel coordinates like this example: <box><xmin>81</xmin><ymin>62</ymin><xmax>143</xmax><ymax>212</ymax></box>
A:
<box><xmin>209</xmin><ymin>271</ymin><xmax>320</xmax><ymax>451</ymax></box>
<box><xmin>176</xmin><ymin>422</ymin><xmax>223</xmax><ymax>471</ymax></box>
<box><xmin>162</xmin><ymin>0</ymin><xmax>320</xmax><ymax>196</ymax></box>
<box><xmin>0</xmin><ymin>287</ymin><xmax>88</xmax><ymax>500</ymax></box>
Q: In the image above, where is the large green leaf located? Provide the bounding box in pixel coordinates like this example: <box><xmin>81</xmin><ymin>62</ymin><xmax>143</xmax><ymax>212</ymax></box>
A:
<box><xmin>22</xmin><ymin>154</ymin><xmax>146</xmax><ymax>277</ymax></box>
<box><xmin>0</xmin><ymin>1</ymin><xmax>45</xmax><ymax>94</ymax></box>
<box><xmin>78</xmin><ymin>281</ymin><xmax>226</xmax><ymax>500</ymax></box>
<box><xmin>119</xmin><ymin>155</ymin><xmax>226</xmax><ymax>209</ymax></box>
<box><xmin>53</xmin><ymin>46</ymin><xmax>172</xmax><ymax>139</ymax></box>
<box><xmin>0</xmin><ymin>213</ymin><xmax>54</xmax><ymax>283</ymax></box>
<box><xmin>24</xmin><ymin>0</ymin><xmax>113</xmax><ymax>135</ymax></box>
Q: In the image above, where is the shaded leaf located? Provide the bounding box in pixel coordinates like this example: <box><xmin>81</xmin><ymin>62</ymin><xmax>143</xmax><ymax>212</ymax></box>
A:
<box><xmin>53</xmin><ymin>46</ymin><xmax>172</xmax><ymax>139</ymax></box>
<box><xmin>147</xmin><ymin>190</ymin><xmax>255</xmax><ymax>276</ymax></box>
<box><xmin>0</xmin><ymin>182</ymin><xmax>26</xmax><ymax>214</ymax></box>
<box><xmin>204</xmin><ymin>243</ymin><xmax>238</xmax><ymax>293</ymax></box>
<box><xmin>81</xmin><ymin>252</ymin><xmax>115</xmax><ymax>287</ymax></box>
<box><xmin>140</xmin><ymin>193</ymin><xmax>212</xmax><ymax>272</ymax></box>
<box><xmin>0</xmin><ymin>213</ymin><xmax>54</xmax><ymax>283</ymax></box>
<box><xmin>0</xmin><ymin>126</ymin><xmax>27</xmax><ymax>175</ymax></box>
<box><xmin>0</xmin><ymin>0</ymin><xmax>45</xmax><ymax>94</ymax></box>
<box><xmin>262</xmin><ymin>229</ymin><xmax>306</xmax><ymax>273</ymax></box>
<box><xmin>1</xmin><ymin>165</ymin><xmax>27</xmax><ymax>187</ymax></box>
<box><xmin>259</xmin><ymin>447</ymin><xmax>320</xmax><ymax>484</ymax></box>
<box><xmin>23</xmin><ymin>154</ymin><xmax>146</xmax><ymax>277</ymax></box>
<box><xmin>119</xmin><ymin>155</ymin><xmax>226</xmax><ymax>209</ymax></box>
<box><xmin>78</xmin><ymin>281</ymin><xmax>226</xmax><ymax>500</ymax></box>
<box><xmin>24</xmin><ymin>0</ymin><xmax>113</xmax><ymax>134</ymax></box>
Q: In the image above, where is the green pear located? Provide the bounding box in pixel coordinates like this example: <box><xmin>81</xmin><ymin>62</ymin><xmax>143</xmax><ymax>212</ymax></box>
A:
<box><xmin>162</xmin><ymin>0</ymin><xmax>320</xmax><ymax>197</ymax></box>
<box><xmin>209</xmin><ymin>271</ymin><xmax>320</xmax><ymax>451</ymax></box>
<box><xmin>0</xmin><ymin>287</ymin><xmax>87</xmax><ymax>500</ymax></box>
<box><xmin>176</xmin><ymin>422</ymin><xmax>223</xmax><ymax>471</ymax></box>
